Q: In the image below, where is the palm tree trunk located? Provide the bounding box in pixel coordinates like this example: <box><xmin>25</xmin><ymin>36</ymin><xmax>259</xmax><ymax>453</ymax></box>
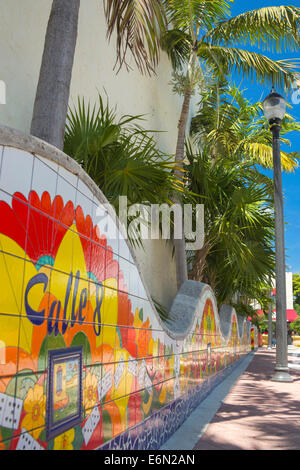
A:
<box><xmin>174</xmin><ymin>86</ymin><xmax>192</xmax><ymax>289</ymax></box>
<box><xmin>30</xmin><ymin>0</ymin><xmax>80</xmax><ymax>150</ymax></box>
<box><xmin>175</xmin><ymin>87</ymin><xmax>193</xmax><ymax>166</ymax></box>
<box><xmin>189</xmin><ymin>240</ymin><xmax>211</xmax><ymax>282</ymax></box>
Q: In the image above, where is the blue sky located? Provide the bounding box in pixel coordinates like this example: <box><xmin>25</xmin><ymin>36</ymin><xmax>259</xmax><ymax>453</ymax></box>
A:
<box><xmin>228</xmin><ymin>0</ymin><xmax>300</xmax><ymax>273</ymax></box>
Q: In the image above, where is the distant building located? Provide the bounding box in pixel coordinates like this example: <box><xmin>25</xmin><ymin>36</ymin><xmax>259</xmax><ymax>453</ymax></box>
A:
<box><xmin>254</xmin><ymin>272</ymin><xmax>298</xmax><ymax>322</ymax></box>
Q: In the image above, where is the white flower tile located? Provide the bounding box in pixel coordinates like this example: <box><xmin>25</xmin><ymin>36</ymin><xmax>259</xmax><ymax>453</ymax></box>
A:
<box><xmin>0</xmin><ymin>146</ymin><xmax>4</xmax><ymax>170</ymax></box>
<box><xmin>31</xmin><ymin>155</ymin><xmax>58</xmax><ymax>201</ymax></box>
<box><xmin>56</xmin><ymin>172</ymin><xmax>77</xmax><ymax>207</ymax></box>
<box><xmin>105</xmin><ymin>217</ymin><xmax>119</xmax><ymax>257</ymax></box>
<box><xmin>58</xmin><ymin>165</ymin><xmax>78</xmax><ymax>189</ymax></box>
<box><xmin>93</xmin><ymin>203</ymin><xmax>119</xmax><ymax>255</ymax></box>
<box><xmin>75</xmin><ymin>187</ymin><xmax>94</xmax><ymax>221</ymax></box>
<box><xmin>0</xmin><ymin>147</ymin><xmax>34</xmax><ymax>199</ymax></box>
<box><xmin>34</xmin><ymin>154</ymin><xmax>58</xmax><ymax>173</ymax></box>
<box><xmin>0</xmin><ymin>188</ymin><xmax>14</xmax><ymax>207</ymax></box>
<box><xmin>118</xmin><ymin>257</ymin><xmax>131</xmax><ymax>292</ymax></box>
<box><xmin>118</xmin><ymin>234</ymin><xmax>130</xmax><ymax>262</ymax></box>
<box><xmin>129</xmin><ymin>263</ymin><xmax>140</xmax><ymax>297</ymax></box>
<box><xmin>77</xmin><ymin>178</ymin><xmax>94</xmax><ymax>203</ymax></box>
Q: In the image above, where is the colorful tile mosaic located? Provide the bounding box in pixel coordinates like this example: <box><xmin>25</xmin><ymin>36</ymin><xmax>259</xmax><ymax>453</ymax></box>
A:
<box><xmin>0</xmin><ymin>146</ymin><xmax>257</xmax><ymax>451</ymax></box>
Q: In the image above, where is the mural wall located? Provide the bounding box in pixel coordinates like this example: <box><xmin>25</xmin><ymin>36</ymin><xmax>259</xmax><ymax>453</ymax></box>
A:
<box><xmin>0</xmin><ymin>135</ymin><xmax>257</xmax><ymax>451</ymax></box>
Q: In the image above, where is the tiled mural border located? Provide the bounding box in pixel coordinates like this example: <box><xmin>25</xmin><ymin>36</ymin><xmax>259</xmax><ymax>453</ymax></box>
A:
<box><xmin>0</xmin><ymin>127</ymin><xmax>256</xmax><ymax>342</ymax></box>
<box><xmin>0</xmin><ymin>127</ymin><xmax>258</xmax><ymax>451</ymax></box>
<box><xmin>0</xmin><ymin>127</ymin><xmax>187</xmax><ymax>341</ymax></box>
<box><xmin>97</xmin><ymin>352</ymin><xmax>251</xmax><ymax>451</ymax></box>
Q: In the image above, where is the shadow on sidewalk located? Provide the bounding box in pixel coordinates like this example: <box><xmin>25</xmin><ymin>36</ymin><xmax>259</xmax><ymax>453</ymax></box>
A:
<box><xmin>194</xmin><ymin>349</ymin><xmax>300</xmax><ymax>450</ymax></box>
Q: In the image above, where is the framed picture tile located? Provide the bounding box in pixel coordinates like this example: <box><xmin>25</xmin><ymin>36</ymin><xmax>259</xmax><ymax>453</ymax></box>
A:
<box><xmin>46</xmin><ymin>347</ymin><xmax>83</xmax><ymax>441</ymax></box>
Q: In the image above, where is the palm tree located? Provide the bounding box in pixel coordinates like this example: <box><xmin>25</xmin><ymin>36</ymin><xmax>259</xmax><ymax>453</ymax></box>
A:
<box><xmin>64</xmin><ymin>94</ymin><xmax>182</xmax><ymax>246</ymax></box>
<box><xmin>161</xmin><ymin>1</ymin><xmax>300</xmax><ymax>287</ymax></box>
<box><xmin>30</xmin><ymin>0</ymin><xmax>80</xmax><ymax>151</ymax></box>
<box><xmin>30</xmin><ymin>0</ymin><xmax>300</xmax><ymax>294</ymax></box>
<box><xmin>190</xmin><ymin>80</ymin><xmax>300</xmax><ymax>171</ymax></box>
<box><xmin>30</xmin><ymin>0</ymin><xmax>167</xmax><ymax>150</ymax></box>
<box><xmin>186</xmin><ymin>143</ymin><xmax>276</xmax><ymax>307</ymax></box>
<box><xmin>64</xmin><ymin>94</ymin><xmax>187</xmax><ymax>321</ymax></box>
<box><xmin>186</xmin><ymin>81</ymin><xmax>300</xmax><ymax>307</ymax></box>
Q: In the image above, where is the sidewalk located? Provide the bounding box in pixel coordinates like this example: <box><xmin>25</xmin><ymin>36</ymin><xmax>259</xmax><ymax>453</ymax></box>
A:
<box><xmin>162</xmin><ymin>347</ymin><xmax>300</xmax><ymax>451</ymax></box>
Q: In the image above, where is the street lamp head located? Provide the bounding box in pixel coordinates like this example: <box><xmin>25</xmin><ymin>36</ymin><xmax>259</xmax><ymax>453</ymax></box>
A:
<box><xmin>263</xmin><ymin>87</ymin><xmax>286</xmax><ymax>125</ymax></box>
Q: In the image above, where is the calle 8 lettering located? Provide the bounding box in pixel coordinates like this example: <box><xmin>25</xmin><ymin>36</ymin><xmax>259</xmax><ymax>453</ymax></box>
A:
<box><xmin>24</xmin><ymin>270</ymin><xmax>103</xmax><ymax>337</ymax></box>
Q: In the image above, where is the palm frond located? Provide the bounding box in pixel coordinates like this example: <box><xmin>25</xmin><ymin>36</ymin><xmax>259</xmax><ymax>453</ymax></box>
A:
<box><xmin>160</xmin><ymin>29</ymin><xmax>192</xmax><ymax>70</ymax></box>
<box><xmin>198</xmin><ymin>43</ymin><xmax>300</xmax><ymax>92</ymax></box>
<box><xmin>64</xmin><ymin>95</ymin><xmax>121</xmax><ymax>169</ymax></box>
<box><xmin>64</xmin><ymin>95</ymin><xmax>185</xmax><ymax>247</ymax></box>
<box><xmin>190</xmin><ymin>81</ymin><xmax>300</xmax><ymax>173</ymax></box>
<box><xmin>164</xmin><ymin>0</ymin><xmax>232</xmax><ymax>35</ymax></box>
<box><xmin>186</xmin><ymin>143</ymin><xmax>275</xmax><ymax>304</ymax></box>
<box><xmin>204</xmin><ymin>6</ymin><xmax>300</xmax><ymax>53</ymax></box>
<box><xmin>245</xmin><ymin>141</ymin><xmax>299</xmax><ymax>173</ymax></box>
<box><xmin>103</xmin><ymin>0</ymin><xmax>167</xmax><ymax>75</ymax></box>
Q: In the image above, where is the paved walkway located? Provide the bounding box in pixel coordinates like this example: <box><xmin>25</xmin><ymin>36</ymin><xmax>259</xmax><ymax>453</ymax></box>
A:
<box><xmin>162</xmin><ymin>347</ymin><xmax>300</xmax><ymax>451</ymax></box>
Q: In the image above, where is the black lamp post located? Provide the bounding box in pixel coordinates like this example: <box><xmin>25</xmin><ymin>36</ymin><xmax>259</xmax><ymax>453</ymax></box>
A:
<box><xmin>263</xmin><ymin>87</ymin><xmax>292</xmax><ymax>382</ymax></box>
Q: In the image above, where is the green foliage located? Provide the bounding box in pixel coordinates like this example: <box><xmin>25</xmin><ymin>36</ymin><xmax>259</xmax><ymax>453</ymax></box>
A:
<box><xmin>162</xmin><ymin>1</ymin><xmax>300</xmax><ymax>288</ymax></box>
<box><xmin>190</xmin><ymin>80</ymin><xmax>300</xmax><ymax>172</ymax></box>
<box><xmin>104</xmin><ymin>0</ymin><xmax>167</xmax><ymax>75</ymax></box>
<box><xmin>160</xmin><ymin>28</ymin><xmax>192</xmax><ymax>72</ymax></box>
<box><xmin>186</xmin><ymin>83</ymin><xmax>283</xmax><ymax>306</ymax></box>
<box><xmin>290</xmin><ymin>316</ymin><xmax>300</xmax><ymax>335</ymax></box>
<box><xmin>186</xmin><ymin>145</ymin><xmax>275</xmax><ymax>305</ymax></box>
<box><xmin>152</xmin><ymin>297</ymin><xmax>170</xmax><ymax>324</ymax></box>
<box><xmin>232</xmin><ymin>302</ymin><xmax>257</xmax><ymax>320</ymax></box>
<box><xmin>162</xmin><ymin>2</ymin><xmax>300</xmax><ymax>92</ymax></box>
<box><xmin>186</xmin><ymin>79</ymin><xmax>300</xmax><ymax>308</ymax></box>
<box><xmin>204</xmin><ymin>5</ymin><xmax>300</xmax><ymax>53</ymax></box>
<box><xmin>65</xmin><ymin>94</ymin><xmax>181</xmax><ymax>206</ymax></box>
<box><xmin>64</xmin><ymin>94</ymin><xmax>183</xmax><ymax>247</ymax></box>
<box><xmin>255</xmin><ymin>314</ymin><xmax>275</xmax><ymax>333</ymax></box>
<box><xmin>295</xmin><ymin>304</ymin><xmax>300</xmax><ymax>315</ymax></box>
<box><xmin>293</xmin><ymin>273</ymin><xmax>300</xmax><ymax>306</ymax></box>
<box><xmin>160</xmin><ymin>1</ymin><xmax>300</xmax><ymax>288</ymax></box>
<box><xmin>293</xmin><ymin>275</ymin><xmax>300</xmax><ymax>328</ymax></box>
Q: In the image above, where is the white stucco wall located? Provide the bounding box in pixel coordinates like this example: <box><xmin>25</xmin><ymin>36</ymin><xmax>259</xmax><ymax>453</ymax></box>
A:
<box><xmin>252</xmin><ymin>272</ymin><xmax>294</xmax><ymax>313</ymax></box>
<box><xmin>0</xmin><ymin>0</ymin><xmax>197</xmax><ymax>309</ymax></box>
<box><xmin>286</xmin><ymin>272</ymin><xmax>294</xmax><ymax>310</ymax></box>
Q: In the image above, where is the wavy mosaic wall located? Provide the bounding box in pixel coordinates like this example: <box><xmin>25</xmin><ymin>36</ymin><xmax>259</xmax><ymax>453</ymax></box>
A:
<box><xmin>0</xmin><ymin>127</ymin><xmax>257</xmax><ymax>451</ymax></box>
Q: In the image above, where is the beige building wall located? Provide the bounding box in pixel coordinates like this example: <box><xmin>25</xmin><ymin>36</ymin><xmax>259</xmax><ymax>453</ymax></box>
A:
<box><xmin>252</xmin><ymin>272</ymin><xmax>294</xmax><ymax>313</ymax></box>
<box><xmin>286</xmin><ymin>272</ymin><xmax>294</xmax><ymax>310</ymax></box>
<box><xmin>0</xmin><ymin>0</ymin><xmax>198</xmax><ymax>309</ymax></box>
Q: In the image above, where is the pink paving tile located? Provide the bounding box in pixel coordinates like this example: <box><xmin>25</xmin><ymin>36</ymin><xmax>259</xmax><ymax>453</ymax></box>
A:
<box><xmin>194</xmin><ymin>348</ymin><xmax>300</xmax><ymax>451</ymax></box>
